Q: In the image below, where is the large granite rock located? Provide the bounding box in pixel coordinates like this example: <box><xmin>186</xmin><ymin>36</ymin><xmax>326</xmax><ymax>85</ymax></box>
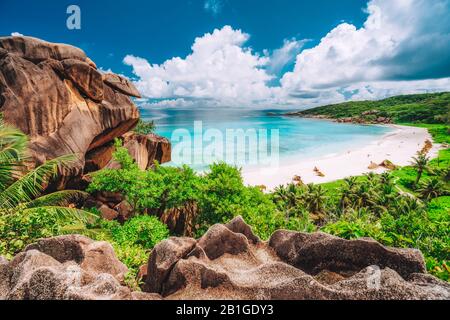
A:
<box><xmin>120</xmin><ymin>132</ymin><xmax>172</xmax><ymax>170</ymax></box>
<box><xmin>24</xmin><ymin>235</ymin><xmax>128</xmax><ymax>282</ymax></box>
<box><xmin>143</xmin><ymin>216</ymin><xmax>450</xmax><ymax>300</ymax></box>
<box><xmin>3</xmin><ymin>220</ymin><xmax>449</xmax><ymax>300</ymax></box>
<box><xmin>0</xmin><ymin>235</ymin><xmax>160</xmax><ymax>300</ymax></box>
<box><xmin>0</xmin><ymin>36</ymin><xmax>170</xmax><ymax>187</ymax></box>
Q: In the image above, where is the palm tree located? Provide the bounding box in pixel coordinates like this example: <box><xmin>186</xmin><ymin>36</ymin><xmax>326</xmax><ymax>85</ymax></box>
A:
<box><xmin>417</xmin><ymin>178</ymin><xmax>446</xmax><ymax>201</ymax></box>
<box><xmin>437</xmin><ymin>167</ymin><xmax>450</xmax><ymax>183</ymax></box>
<box><xmin>0</xmin><ymin>124</ymin><xmax>93</xmax><ymax>223</ymax></box>
<box><xmin>339</xmin><ymin>185</ymin><xmax>353</xmax><ymax>212</ymax></box>
<box><xmin>353</xmin><ymin>183</ymin><xmax>379</xmax><ymax>209</ymax></box>
<box><xmin>411</xmin><ymin>152</ymin><xmax>430</xmax><ymax>187</ymax></box>
<box><xmin>343</xmin><ymin>177</ymin><xmax>358</xmax><ymax>190</ymax></box>
<box><xmin>304</xmin><ymin>184</ymin><xmax>327</xmax><ymax>216</ymax></box>
<box><xmin>364</xmin><ymin>172</ymin><xmax>378</xmax><ymax>188</ymax></box>
<box><xmin>273</xmin><ymin>183</ymin><xmax>303</xmax><ymax>219</ymax></box>
<box><xmin>379</xmin><ymin>172</ymin><xmax>394</xmax><ymax>186</ymax></box>
<box><xmin>391</xmin><ymin>196</ymin><xmax>425</xmax><ymax>217</ymax></box>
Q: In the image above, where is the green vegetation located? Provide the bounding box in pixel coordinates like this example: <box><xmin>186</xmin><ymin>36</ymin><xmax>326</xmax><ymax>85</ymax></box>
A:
<box><xmin>316</xmin><ymin>120</ymin><xmax>449</xmax><ymax>280</ymax></box>
<box><xmin>294</xmin><ymin>92</ymin><xmax>450</xmax><ymax>124</ymax></box>
<box><xmin>133</xmin><ymin>119</ymin><xmax>156</xmax><ymax>135</ymax></box>
<box><xmin>0</xmin><ymin>125</ymin><xmax>94</xmax><ymax>259</ymax></box>
<box><xmin>86</xmin><ymin>135</ymin><xmax>448</xmax><ymax>280</ymax></box>
<box><xmin>1</xmin><ymin>93</ymin><xmax>449</xmax><ymax>285</ymax></box>
<box><xmin>84</xmin><ymin>215</ymin><xmax>169</xmax><ymax>289</ymax></box>
<box><xmin>88</xmin><ymin>142</ymin><xmax>288</xmax><ymax>240</ymax></box>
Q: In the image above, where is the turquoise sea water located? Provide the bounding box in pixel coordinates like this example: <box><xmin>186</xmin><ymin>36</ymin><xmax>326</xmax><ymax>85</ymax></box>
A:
<box><xmin>141</xmin><ymin>108</ymin><xmax>393</xmax><ymax>171</ymax></box>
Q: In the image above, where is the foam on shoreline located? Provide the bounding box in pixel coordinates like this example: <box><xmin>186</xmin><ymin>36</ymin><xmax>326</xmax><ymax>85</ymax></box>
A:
<box><xmin>242</xmin><ymin>125</ymin><xmax>442</xmax><ymax>190</ymax></box>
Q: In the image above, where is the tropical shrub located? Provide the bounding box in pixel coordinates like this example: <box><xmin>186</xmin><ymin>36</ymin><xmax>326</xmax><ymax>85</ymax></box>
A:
<box><xmin>0</xmin><ymin>125</ymin><xmax>94</xmax><ymax>258</ymax></box>
<box><xmin>88</xmin><ymin>140</ymin><xmax>201</xmax><ymax>216</ymax></box>
<box><xmin>195</xmin><ymin>163</ymin><xmax>283</xmax><ymax>239</ymax></box>
<box><xmin>0</xmin><ymin>207</ymin><xmax>73</xmax><ymax>258</ymax></box>
<box><xmin>133</xmin><ymin>119</ymin><xmax>155</xmax><ymax>135</ymax></box>
<box><xmin>110</xmin><ymin>215</ymin><xmax>169</xmax><ymax>249</ymax></box>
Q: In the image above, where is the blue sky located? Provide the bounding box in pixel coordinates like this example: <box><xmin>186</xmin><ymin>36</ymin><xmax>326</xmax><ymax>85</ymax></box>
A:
<box><xmin>0</xmin><ymin>0</ymin><xmax>367</xmax><ymax>73</ymax></box>
<box><xmin>1</xmin><ymin>0</ymin><xmax>450</xmax><ymax>108</ymax></box>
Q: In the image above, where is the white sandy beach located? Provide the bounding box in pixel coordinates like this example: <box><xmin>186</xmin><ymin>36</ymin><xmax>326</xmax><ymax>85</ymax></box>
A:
<box><xmin>242</xmin><ymin>125</ymin><xmax>443</xmax><ymax>190</ymax></box>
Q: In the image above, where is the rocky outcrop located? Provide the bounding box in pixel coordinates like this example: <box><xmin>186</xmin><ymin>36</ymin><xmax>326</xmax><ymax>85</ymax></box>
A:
<box><xmin>24</xmin><ymin>235</ymin><xmax>128</xmax><ymax>281</ymax></box>
<box><xmin>0</xmin><ymin>235</ymin><xmax>160</xmax><ymax>300</ymax></box>
<box><xmin>2</xmin><ymin>219</ymin><xmax>449</xmax><ymax>300</ymax></box>
<box><xmin>160</xmin><ymin>201</ymin><xmax>198</xmax><ymax>236</ymax></box>
<box><xmin>335</xmin><ymin>116</ymin><xmax>393</xmax><ymax>125</ymax></box>
<box><xmin>108</xmin><ymin>132</ymin><xmax>172</xmax><ymax>170</ymax></box>
<box><xmin>379</xmin><ymin>159</ymin><xmax>397</xmax><ymax>170</ymax></box>
<box><xmin>0</xmin><ymin>36</ymin><xmax>171</xmax><ymax>187</ymax></box>
<box><xmin>143</xmin><ymin>217</ymin><xmax>449</xmax><ymax>300</ymax></box>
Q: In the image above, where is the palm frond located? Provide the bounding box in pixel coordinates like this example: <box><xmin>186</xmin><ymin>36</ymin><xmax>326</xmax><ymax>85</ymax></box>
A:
<box><xmin>23</xmin><ymin>190</ymin><xmax>90</xmax><ymax>209</ymax></box>
<box><xmin>0</xmin><ymin>125</ymin><xmax>29</xmax><ymax>189</ymax></box>
<box><xmin>60</xmin><ymin>225</ymin><xmax>109</xmax><ymax>239</ymax></box>
<box><xmin>0</xmin><ymin>154</ymin><xmax>77</xmax><ymax>209</ymax></box>
<box><xmin>21</xmin><ymin>206</ymin><xmax>98</xmax><ymax>224</ymax></box>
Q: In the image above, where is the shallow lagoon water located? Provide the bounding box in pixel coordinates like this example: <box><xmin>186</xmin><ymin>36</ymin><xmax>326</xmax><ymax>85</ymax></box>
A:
<box><xmin>141</xmin><ymin>108</ymin><xmax>393</xmax><ymax>171</ymax></box>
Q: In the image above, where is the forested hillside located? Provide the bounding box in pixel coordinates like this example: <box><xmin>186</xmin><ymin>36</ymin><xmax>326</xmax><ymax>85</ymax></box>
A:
<box><xmin>290</xmin><ymin>92</ymin><xmax>450</xmax><ymax>124</ymax></box>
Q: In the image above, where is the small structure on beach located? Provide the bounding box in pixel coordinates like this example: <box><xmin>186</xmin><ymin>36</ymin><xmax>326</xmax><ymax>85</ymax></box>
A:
<box><xmin>314</xmin><ymin>167</ymin><xmax>326</xmax><ymax>177</ymax></box>
<box><xmin>379</xmin><ymin>160</ymin><xmax>397</xmax><ymax>170</ymax></box>
<box><xmin>293</xmin><ymin>175</ymin><xmax>305</xmax><ymax>185</ymax></box>
<box><xmin>420</xmin><ymin>139</ymin><xmax>433</xmax><ymax>155</ymax></box>
<box><xmin>368</xmin><ymin>162</ymin><xmax>380</xmax><ymax>170</ymax></box>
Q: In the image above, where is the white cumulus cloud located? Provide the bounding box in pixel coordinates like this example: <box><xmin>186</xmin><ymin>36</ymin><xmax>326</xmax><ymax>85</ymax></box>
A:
<box><xmin>281</xmin><ymin>0</ymin><xmax>450</xmax><ymax>96</ymax></box>
<box><xmin>124</xmin><ymin>0</ymin><xmax>450</xmax><ymax>109</ymax></box>
<box><xmin>124</xmin><ymin>26</ymin><xmax>275</xmax><ymax>107</ymax></box>
<box><xmin>266</xmin><ymin>38</ymin><xmax>308</xmax><ymax>76</ymax></box>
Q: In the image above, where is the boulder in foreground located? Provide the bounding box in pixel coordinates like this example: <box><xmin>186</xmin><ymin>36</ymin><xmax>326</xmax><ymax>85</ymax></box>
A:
<box><xmin>2</xmin><ymin>218</ymin><xmax>449</xmax><ymax>300</ymax></box>
<box><xmin>144</xmin><ymin>217</ymin><xmax>449</xmax><ymax>300</ymax></box>
<box><xmin>0</xmin><ymin>235</ymin><xmax>160</xmax><ymax>300</ymax></box>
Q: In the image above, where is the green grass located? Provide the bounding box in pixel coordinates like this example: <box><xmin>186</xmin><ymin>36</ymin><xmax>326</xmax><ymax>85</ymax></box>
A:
<box><xmin>401</xmin><ymin>123</ymin><xmax>450</xmax><ymax>144</ymax></box>
<box><xmin>428</xmin><ymin>196</ymin><xmax>450</xmax><ymax>220</ymax></box>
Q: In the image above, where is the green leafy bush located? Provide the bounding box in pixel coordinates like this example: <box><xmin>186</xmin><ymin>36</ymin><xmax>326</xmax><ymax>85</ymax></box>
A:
<box><xmin>0</xmin><ymin>124</ymin><xmax>94</xmax><ymax>258</ymax></box>
<box><xmin>133</xmin><ymin>119</ymin><xmax>155</xmax><ymax>135</ymax></box>
<box><xmin>88</xmin><ymin>140</ymin><xmax>201</xmax><ymax>216</ymax></box>
<box><xmin>83</xmin><ymin>215</ymin><xmax>169</xmax><ymax>289</ymax></box>
<box><xmin>195</xmin><ymin>163</ymin><xmax>284</xmax><ymax>239</ymax></box>
<box><xmin>110</xmin><ymin>215</ymin><xmax>169</xmax><ymax>249</ymax></box>
<box><xmin>0</xmin><ymin>207</ymin><xmax>81</xmax><ymax>259</ymax></box>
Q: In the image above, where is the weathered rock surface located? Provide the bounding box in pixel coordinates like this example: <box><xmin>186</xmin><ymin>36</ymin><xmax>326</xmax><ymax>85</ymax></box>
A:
<box><xmin>143</xmin><ymin>237</ymin><xmax>197</xmax><ymax>294</ymax></box>
<box><xmin>3</xmin><ymin>219</ymin><xmax>449</xmax><ymax>300</ymax></box>
<box><xmin>161</xmin><ymin>201</ymin><xmax>198</xmax><ymax>236</ymax></box>
<box><xmin>143</xmin><ymin>217</ymin><xmax>450</xmax><ymax>300</ymax></box>
<box><xmin>25</xmin><ymin>235</ymin><xmax>128</xmax><ymax>281</ymax></box>
<box><xmin>99</xmin><ymin>204</ymin><xmax>119</xmax><ymax>221</ymax></box>
<box><xmin>0</xmin><ymin>235</ymin><xmax>159</xmax><ymax>300</ymax></box>
<box><xmin>0</xmin><ymin>36</ymin><xmax>170</xmax><ymax>187</ymax></box>
<box><xmin>119</xmin><ymin>132</ymin><xmax>172</xmax><ymax>170</ymax></box>
<box><xmin>268</xmin><ymin>230</ymin><xmax>426</xmax><ymax>279</ymax></box>
<box><xmin>103</xmin><ymin>73</ymin><xmax>141</xmax><ymax>98</ymax></box>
